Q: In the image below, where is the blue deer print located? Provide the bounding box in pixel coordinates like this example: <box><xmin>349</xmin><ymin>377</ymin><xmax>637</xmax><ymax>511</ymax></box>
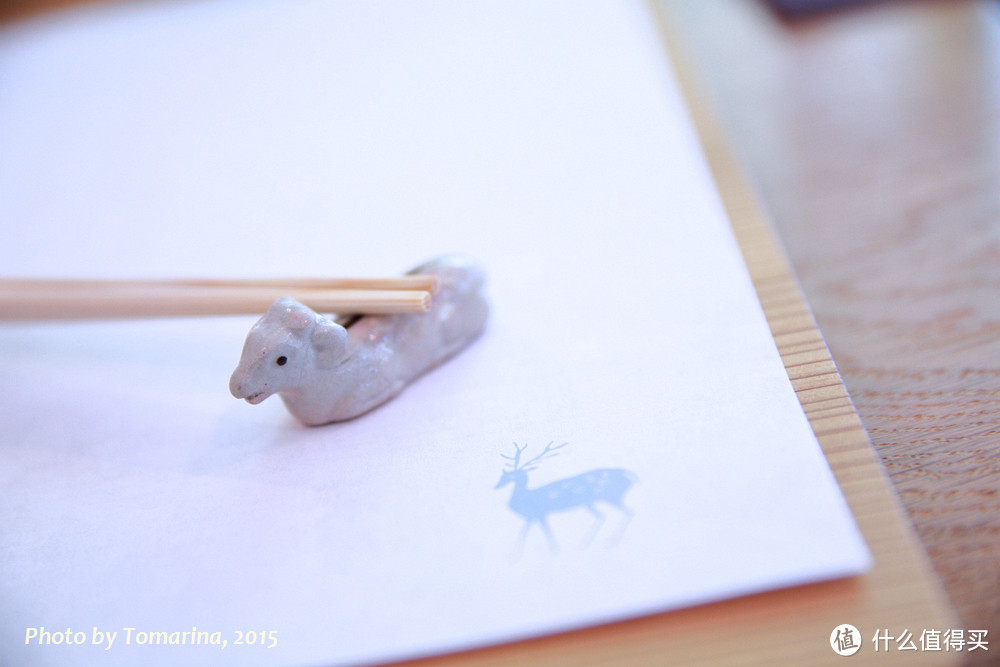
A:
<box><xmin>495</xmin><ymin>442</ymin><xmax>636</xmax><ymax>554</ymax></box>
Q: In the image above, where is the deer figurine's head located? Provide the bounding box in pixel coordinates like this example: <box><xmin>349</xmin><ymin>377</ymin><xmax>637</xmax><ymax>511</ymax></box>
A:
<box><xmin>229</xmin><ymin>297</ymin><xmax>348</xmax><ymax>405</ymax></box>
<box><xmin>494</xmin><ymin>441</ymin><xmax>568</xmax><ymax>489</ymax></box>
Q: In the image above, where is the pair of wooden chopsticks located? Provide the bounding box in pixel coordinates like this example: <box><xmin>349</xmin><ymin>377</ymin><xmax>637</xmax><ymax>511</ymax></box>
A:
<box><xmin>0</xmin><ymin>275</ymin><xmax>438</xmax><ymax>321</ymax></box>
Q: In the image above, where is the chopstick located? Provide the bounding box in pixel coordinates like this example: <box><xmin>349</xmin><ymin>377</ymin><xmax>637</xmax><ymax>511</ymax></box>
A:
<box><xmin>2</xmin><ymin>274</ymin><xmax>439</xmax><ymax>292</ymax></box>
<box><xmin>0</xmin><ymin>276</ymin><xmax>437</xmax><ymax>321</ymax></box>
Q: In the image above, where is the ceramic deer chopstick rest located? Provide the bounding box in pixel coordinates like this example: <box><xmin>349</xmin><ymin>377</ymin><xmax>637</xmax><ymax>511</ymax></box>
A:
<box><xmin>229</xmin><ymin>255</ymin><xmax>489</xmax><ymax>425</ymax></box>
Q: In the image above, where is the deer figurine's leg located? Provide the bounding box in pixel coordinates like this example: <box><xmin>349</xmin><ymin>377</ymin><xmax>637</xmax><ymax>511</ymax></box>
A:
<box><xmin>511</xmin><ymin>520</ymin><xmax>532</xmax><ymax>560</ymax></box>
<box><xmin>605</xmin><ymin>502</ymin><xmax>634</xmax><ymax>547</ymax></box>
<box><xmin>580</xmin><ymin>504</ymin><xmax>606</xmax><ymax>548</ymax></box>
<box><xmin>538</xmin><ymin>516</ymin><xmax>559</xmax><ymax>553</ymax></box>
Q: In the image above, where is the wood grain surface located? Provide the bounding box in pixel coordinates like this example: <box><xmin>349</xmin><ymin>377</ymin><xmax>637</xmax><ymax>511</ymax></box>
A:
<box><xmin>666</xmin><ymin>0</ymin><xmax>1000</xmax><ymax>660</ymax></box>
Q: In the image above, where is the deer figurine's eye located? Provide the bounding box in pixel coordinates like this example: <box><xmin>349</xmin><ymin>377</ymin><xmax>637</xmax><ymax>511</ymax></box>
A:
<box><xmin>275</xmin><ymin>356</ymin><xmax>288</xmax><ymax>366</ymax></box>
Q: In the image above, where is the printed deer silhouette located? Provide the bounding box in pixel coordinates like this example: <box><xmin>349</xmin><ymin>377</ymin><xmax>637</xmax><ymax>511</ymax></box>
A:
<box><xmin>495</xmin><ymin>442</ymin><xmax>636</xmax><ymax>554</ymax></box>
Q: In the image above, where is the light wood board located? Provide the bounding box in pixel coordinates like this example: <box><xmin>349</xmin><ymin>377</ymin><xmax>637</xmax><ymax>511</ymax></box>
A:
<box><xmin>400</xmin><ymin>2</ymin><xmax>961</xmax><ymax>664</ymax></box>
<box><xmin>659</xmin><ymin>0</ymin><xmax>1000</xmax><ymax>651</ymax></box>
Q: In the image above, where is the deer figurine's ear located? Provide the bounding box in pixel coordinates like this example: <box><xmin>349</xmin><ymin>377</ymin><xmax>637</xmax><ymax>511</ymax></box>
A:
<box><xmin>265</xmin><ymin>298</ymin><xmax>316</xmax><ymax>333</ymax></box>
<box><xmin>310</xmin><ymin>320</ymin><xmax>349</xmax><ymax>369</ymax></box>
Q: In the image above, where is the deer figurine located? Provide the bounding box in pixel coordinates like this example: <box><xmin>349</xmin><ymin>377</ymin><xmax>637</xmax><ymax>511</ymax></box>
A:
<box><xmin>495</xmin><ymin>442</ymin><xmax>636</xmax><ymax>553</ymax></box>
<box><xmin>229</xmin><ymin>254</ymin><xmax>488</xmax><ymax>425</ymax></box>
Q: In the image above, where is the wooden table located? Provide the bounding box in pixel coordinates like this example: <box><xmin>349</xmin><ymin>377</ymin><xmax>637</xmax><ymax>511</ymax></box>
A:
<box><xmin>665</xmin><ymin>0</ymin><xmax>1000</xmax><ymax>655</ymax></box>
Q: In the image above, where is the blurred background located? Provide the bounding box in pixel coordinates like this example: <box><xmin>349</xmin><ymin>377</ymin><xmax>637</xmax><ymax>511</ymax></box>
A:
<box><xmin>661</xmin><ymin>1</ymin><xmax>1000</xmax><ymax>660</ymax></box>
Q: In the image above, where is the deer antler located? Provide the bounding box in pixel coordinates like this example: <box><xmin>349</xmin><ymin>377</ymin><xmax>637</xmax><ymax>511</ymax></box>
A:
<box><xmin>520</xmin><ymin>441</ymin><xmax>568</xmax><ymax>469</ymax></box>
<box><xmin>500</xmin><ymin>442</ymin><xmax>528</xmax><ymax>470</ymax></box>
